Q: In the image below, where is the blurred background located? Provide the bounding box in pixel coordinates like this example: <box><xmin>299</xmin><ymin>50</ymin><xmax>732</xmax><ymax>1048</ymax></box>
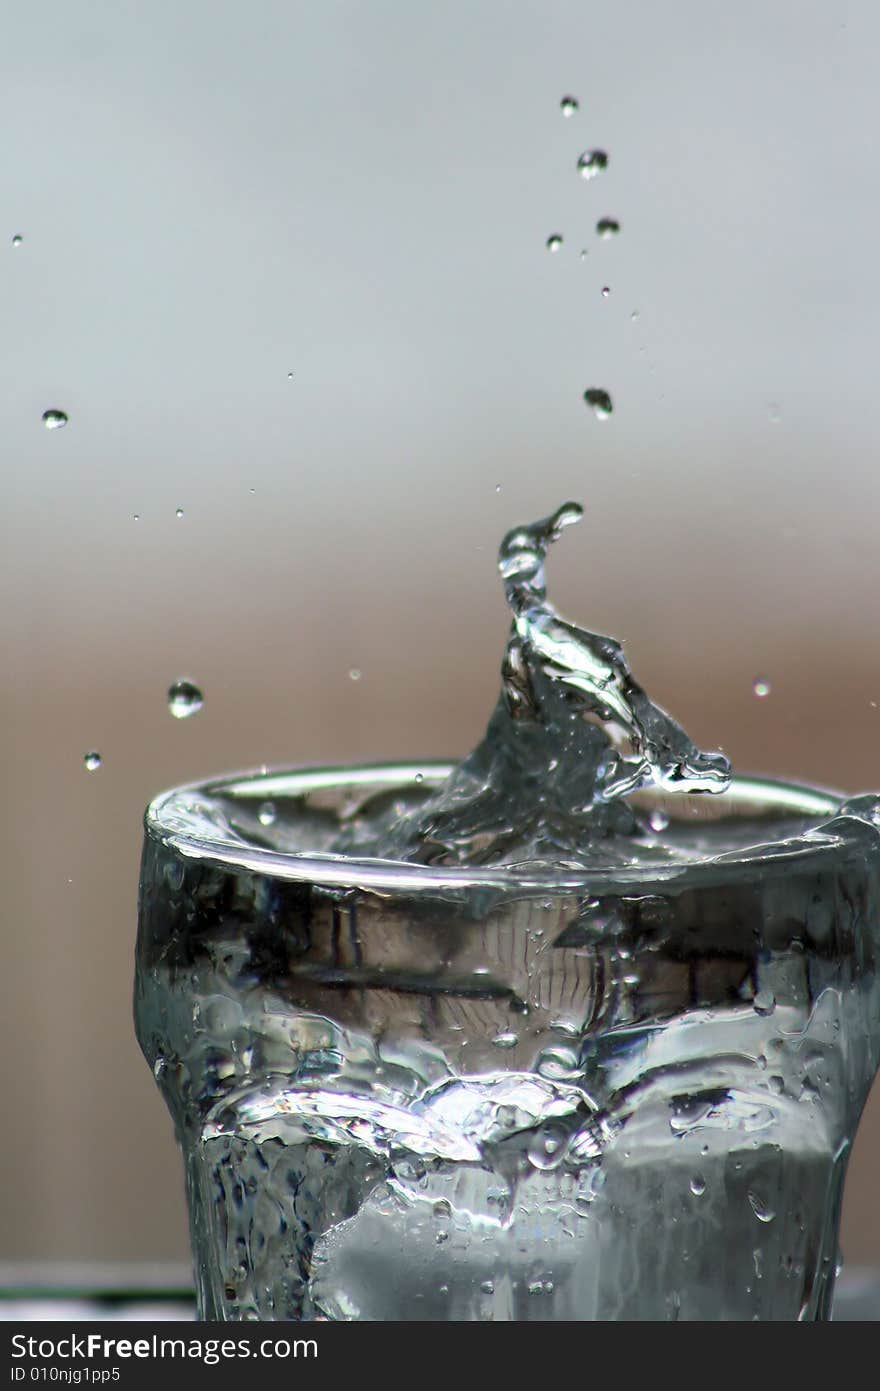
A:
<box><xmin>2</xmin><ymin>0</ymin><xmax>880</xmax><ymax>1273</ymax></box>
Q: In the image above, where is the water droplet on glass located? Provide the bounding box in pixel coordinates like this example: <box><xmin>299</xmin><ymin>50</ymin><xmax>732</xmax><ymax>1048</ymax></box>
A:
<box><xmin>480</xmin><ymin>1279</ymin><xmax>495</xmax><ymax>1294</ymax></box>
<box><xmin>168</xmin><ymin>679</ymin><xmax>204</xmax><ymax>719</ymax></box>
<box><xmin>584</xmin><ymin>388</ymin><xmax>613</xmax><ymax>419</ymax></box>
<box><xmin>690</xmin><ymin>1175</ymin><xmax>707</xmax><ymax>1196</ymax></box>
<box><xmin>435</xmin><ymin>1230</ymin><xmax>449</xmax><ymax>1245</ymax></box>
<box><xmin>175</xmin><ymin>507</ymin><xmax>184</xmax><ymax>519</ymax></box>
<box><xmin>601</xmin><ymin>286</ymin><xmax>610</xmax><ymax>298</ymax></box>
<box><xmin>631</xmin><ymin>310</ymin><xmax>640</xmax><ymax>322</ymax></box>
<box><xmin>495</xmin><ymin>483</ymin><xmax>502</xmax><ymax>494</ymax></box>
<box><xmin>546</xmin><ymin>234</ymin><xmax>563</xmax><ymax>253</ymax></box>
<box><xmin>649</xmin><ymin>809</ymin><xmax>669</xmax><ymax>833</ymax></box>
<box><xmin>132</xmin><ymin>513</ymin><xmax>140</xmax><ymax>522</ymax></box>
<box><xmin>42</xmin><ymin>409</ymin><xmax>68</xmax><ymax>430</ymax></box>
<box><xmin>753</xmin><ymin>989</ymin><xmax>776</xmax><ymax>1017</ymax></box>
<box><xmin>287</xmin><ymin>372</ymin><xmax>294</xmax><ymax>380</ymax></box>
<box><xmin>748</xmin><ymin>1191</ymin><xmax>775</xmax><ymax>1223</ymax></box>
<box><xmin>578</xmin><ymin>150</ymin><xmax>608</xmax><ymax>180</ymax></box>
<box><xmin>258</xmin><ymin>801</ymin><xmax>277</xmax><ymax>827</ymax></box>
<box><xmin>596</xmin><ymin>217</ymin><xmax>620</xmax><ymax>238</ymax></box>
<box><xmin>83</xmin><ymin>751</ymin><xmax>102</xmax><ymax>772</ymax></box>
<box><xmin>752</xmin><ymin>677</ymin><xmax>771</xmax><ymax>699</ymax></box>
<box><xmin>414</xmin><ymin>772</ymin><xmax>424</xmax><ymax>784</ymax></box>
<box><xmin>560</xmin><ymin>95</ymin><xmax>579</xmax><ymax>117</ymax></box>
<box><xmin>12</xmin><ymin>234</ymin><xmax>23</xmax><ymax>248</ymax></box>
<box><xmin>349</xmin><ymin>668</ymin><xmax>362</xmax><ymax>682</ymax></box>
<box><xmin>768</xmin><ymin>402</ymin><xmax>781</xmax><ymax>423</ymax></box>
<box><xmin>492</xmin><ymin>1031</ymin><xmax>518</xmax><ymax>1049</ymax></box>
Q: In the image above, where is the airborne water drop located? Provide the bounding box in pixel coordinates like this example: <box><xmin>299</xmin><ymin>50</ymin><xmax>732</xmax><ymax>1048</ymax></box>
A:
<box><xmin>578</xmin><ymin>150</ymin><xmax>608</xmax><ymax>180</ymax></box>
<box><xmin>168</xmin><ymin>680</ymin><xmax>204</xmax><ymax>719</ymax></box>
<box><xmin>583</xmin><ymin>388</ymin><xmax>613</xmax><ymax>419</ymax></box>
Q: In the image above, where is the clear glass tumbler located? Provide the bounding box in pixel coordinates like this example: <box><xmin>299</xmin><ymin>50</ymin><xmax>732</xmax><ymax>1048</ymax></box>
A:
<box><xmin>135</xmin><ymin>763</ymin><xmax>880</xmax><ymax>1320</ymax></box>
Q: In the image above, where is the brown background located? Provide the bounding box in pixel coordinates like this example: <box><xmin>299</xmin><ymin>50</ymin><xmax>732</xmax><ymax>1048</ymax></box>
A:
<box><xmin>2</xmin><ymin>0</ymin><xmax>880</xmax><ymax>1267</ymax></box>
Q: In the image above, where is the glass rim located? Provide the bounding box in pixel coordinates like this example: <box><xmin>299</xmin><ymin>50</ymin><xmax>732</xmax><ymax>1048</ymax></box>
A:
<box><xmin>142</xmin><ymin>761</ymin><xmax>859</xmax><ymax>895</ymax></box>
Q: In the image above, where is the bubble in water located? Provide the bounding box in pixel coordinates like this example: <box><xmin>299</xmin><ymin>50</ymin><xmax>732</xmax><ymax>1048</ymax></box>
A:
<box><xmin>748</xmin><ymin>1192</ymin><xmax>775</xmax><ymax>1223</ymax></box>
<box><xmin>578</xmin><ymin>150</ymin><xmax>608</xmax><ymax>180</ymax></box>
<box><xmin>752</xmin><ymin>677</ymin><xmax>771</xmax><ymax>699</ymax></box>
<box><xmin>12</xmin><ymin>234</ymin><xmax>23</xmax><ymax>247</ymax></box>
<box><xmin>349</xmin><ymin>668</ymin><xmax>362</xmax><ymax>682</ymax></box>
<box><xmin>168</xmin><ymin>679</ymin><xmax>204</xmax><ymax>719</ymax></box>
<box><xmin>560</xmin><ymin>95</ymin><xmax>579</xmax><ymax>117</ymax></box>
<box><xmin>175</xmin><ymin>508</ymin><xmax>184</xmax><ymax>519</ymax></box>
<box><xmin>649</xmin><ymin>809</ymin><xmax>669</xmax><ymax>833</ymax></box>
<box><xmin>596</xmin><ymin>217</ymin><xmax>620</xmax><ymax>238</ymax></box>
<box><xmin>42</xmin><ymin>409</ymin><xmax>68</xmax><ymax>430</ymax></box>
<box><xmin>546</xmin><ymin>234</ymin><xmax>563</xmax><ymax>253</ymax></box>
<box><xmin>83</xmin><ymin>751</ymin><xmax>102</xmax><ymax>772</ymax></box>
<box><xmin>583</xmin><ymin>388</ymin><xmax>613</xmax><ymax>419</ymax></box>
<box><xmin>753</xmin><ymin>989</ymin><xmax>776</xmax><ymax>1017</ymax></box>
<box><xmin>258</xmin><ymin>801</ymin><xmax>277</xmax><ymax>827</ymax></box>
<box><xmin>690</xmin><ymin>1174</ymin><xmax>707</xmax><ymax>1196</ymax></box>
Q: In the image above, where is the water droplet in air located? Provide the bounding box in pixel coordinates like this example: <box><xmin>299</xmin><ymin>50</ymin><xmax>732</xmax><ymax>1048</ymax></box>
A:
<box><xmin>349</xmin><ymin>668</ymin><xmax>362</xmax><ymax>682</ymax></box>
<box><xmin>596</xmin><ymin>217</ymin><xmax>620</xmax><ymax>238</ymax></box>
<box><xmin>752</xmin><ymin>677</ymin><xmax>771</xmax><ymax>699</ymax></box>
<box><xmin>12</xmin><ymin>234</ymin><xmax>23</xmax><ymax>247</ymax></box>
<box><xmin>42</xmin><ymin>409</ymin><xmax>68</xmax><ymax>430</ymax></box>
<box><xmin>753</xmin><ymin>989</ymin><xmax>776</xmax><ymax>1017</ymax></box>
<box><xmin>83</xmin><ymin>751</ymin><xmax>102</xmax><ymax>772</ymax></box>
<box><xmin>690</xmin><ymin>1174</ymin><xmax>707</xmax><ymax>1196</ymax></box>
<box><xmin>649</xmin><ymin>809</ymin><xmax>669</xmax><ymax>833</ymax></box>
<box><xmin>578</xmin><ymin>150</ymin><xmax>608</xmax><ymax>180</ymax></box>
<box><xmin>258</xmin><ymin>802</ymin><xmax>277</xmax><ymax>827</ymax></box>
<box><xmin>560</xmin><ymin>95</ymin><xmax>579</xmax><ymax>117</ymax></box>
<box><xmin>175</xmin><ymin>508</ymin><xmax>184</xmax><ymax>519</ymax></box>
<box><xmin>748</xmin><ymin>1191</ymin><xmax>775</xmax><ymax>1223</ymax></box>
<box><xmin>168</xmin><ymin>679</ymin><xmax>204</xmax><ymax>719</ymax></box>
<box><xmin>584</xmin><ymin>388</ymin><xmax>613</xmax><ymax>419</ymax></box>
<box><xmin>546</xmin><ymin>234</ymin><xmax>563</xmax><ymax>253</ymax></box>
<box><xmin>601</xmin><ymin>286</ymin><xmax>610</xmax><ymax>298</ymax></box>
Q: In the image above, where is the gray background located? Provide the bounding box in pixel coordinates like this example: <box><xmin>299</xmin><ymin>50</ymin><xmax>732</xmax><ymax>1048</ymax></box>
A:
<box><xmin>3</xmin><ymin>0</ymin><xmax>880</xmax><ymax>1265</ymax></box>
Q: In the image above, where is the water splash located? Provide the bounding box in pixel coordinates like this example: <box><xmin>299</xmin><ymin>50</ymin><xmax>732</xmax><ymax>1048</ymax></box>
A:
<box><xmin>348</xmin><ymin>503</ymin><xmax>730</xmax><ymax>866</ymax></box>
